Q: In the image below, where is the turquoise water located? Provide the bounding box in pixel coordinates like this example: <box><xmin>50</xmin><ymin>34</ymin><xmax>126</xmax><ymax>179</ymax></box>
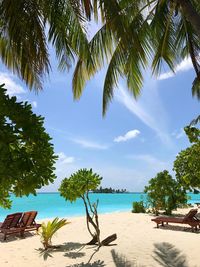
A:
<box><xmin>0</xmin><ymin>193</ymin><xmax>199</xmax><ymax>220</ymax></box>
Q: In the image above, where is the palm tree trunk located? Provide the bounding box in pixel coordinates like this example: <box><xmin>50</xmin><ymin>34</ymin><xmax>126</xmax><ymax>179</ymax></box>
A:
<box><xmin>178</xmin><ymin>0</ymin><xmax>200</xmax><ymax>38</ymax></box>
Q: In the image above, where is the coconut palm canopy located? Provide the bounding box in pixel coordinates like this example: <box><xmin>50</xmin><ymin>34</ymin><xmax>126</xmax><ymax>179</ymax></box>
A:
<box><xmin>0</xmin><ymin>0</ymin><xmax>200</xmax><ymax>114</ymax></box>
<box><xmin>0</xmin><ymin>0</ymin><xmax>92</xmax><ymax>89</ymax></box>
<box><xmin>72</xmin><ymin>0</ymin><xmax>200</xmax><ymax>114</ymax></box>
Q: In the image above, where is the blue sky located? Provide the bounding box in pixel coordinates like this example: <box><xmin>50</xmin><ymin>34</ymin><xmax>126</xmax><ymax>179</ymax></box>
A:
<box><xmin>1</xmin><ymin>47</ymin><xmax>199</xmax><ymax>192</ymax></box>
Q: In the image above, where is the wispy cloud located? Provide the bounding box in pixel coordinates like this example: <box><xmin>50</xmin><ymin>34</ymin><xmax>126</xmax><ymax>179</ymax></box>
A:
<box><xmin>114</xmin><ymin>129</ymin><xmax>140</xmax><ymax>143</ymax></box>
<box><xmin>158</xmin><ymin>57</ymin><xmax>193</xmax><ymax>80</ymax></box>
<box><xmin>0</xmin><ymin>72</ymin><xmax>26</xmax><ymax>96</ymax></box>
<box><xmin>127</xmin><ymin>154</ymin><xmax>172</xmax><ymax>175</ymax></box>
<box><xmin>172</xmin><ymin>128</ymin><xmax>185</xmax><ymax>139</ymax></box>
<box><xmin>115</xmin><ymin>82</ymin><xmax>173</xmax><ymax>146</ymax></box>
<box><xmin>71</xmin><ymin>138</ymin><xmax>109</xmax><ymax>150</ymax></box>
<box><xmin>128</xmin><ymin>154</ymin><xmax>168</xmax><ymax>168</ymax></box>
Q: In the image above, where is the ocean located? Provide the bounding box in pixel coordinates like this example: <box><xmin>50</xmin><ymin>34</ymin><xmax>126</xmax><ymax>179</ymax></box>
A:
<box><xmin>0</xmin><ymin>193</ymin><xmax>199</xmax><ymax>220</ymax></box>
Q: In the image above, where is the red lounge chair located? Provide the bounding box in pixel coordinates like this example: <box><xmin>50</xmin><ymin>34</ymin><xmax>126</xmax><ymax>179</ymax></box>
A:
<box><xmin>20</xmin><ymin>211</ymin><xmax>41</xmax><ymax>235</ymax></box>
<box><xmin>151</xmin><ymin>209</ymin><xmax>200</xmax><ymax>231</ymax></box>
<box><xmin>0</xmin><ymin>212</ymin><xmax>23</xmax><ymax>240</ymax></box>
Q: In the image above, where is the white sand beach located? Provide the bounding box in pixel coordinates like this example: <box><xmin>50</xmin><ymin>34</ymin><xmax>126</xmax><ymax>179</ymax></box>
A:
<box><xmin>0</xmin><ymin>208</ymin><xmax>199</xmax><ymax>267</ymax></box>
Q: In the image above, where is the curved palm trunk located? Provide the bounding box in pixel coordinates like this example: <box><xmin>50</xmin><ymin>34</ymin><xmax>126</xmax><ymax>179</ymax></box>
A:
<box><xmin>178</xmin><ymin>0</ymin><xmax>200</xmax><ymax>38</ymax></box>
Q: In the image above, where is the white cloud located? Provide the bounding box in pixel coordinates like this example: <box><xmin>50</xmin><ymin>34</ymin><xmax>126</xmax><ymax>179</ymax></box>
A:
<box><xmin>158</xmin><ymin>57</ymin><xmax>193</xmax><ymax>80</ymax></box>
<box><xmin>115</xmin><ymin>84</ymin><xmax>173</xmax><ymax>146</ymax></box>
<box><xmin>31</xmin><ymin>101</ymin><xmax>37</xmax><ymax>108</ymax></box>
<box><xmin>71</xmin><ymin>138</ymin><xmax>109</xmax><ymax>150</ymax></box>
<box><xmin>56</xmin><ymin>152</ymin><xmax>75</xmax><ymax>164</ymax></box>
<box><xmin>114</xmin><ymin>129</ymin><xmax>140</xmax><ymax>143</ymax></box>
<box><xmin>0</xmin><ymin>72</ymin><xmax>26</xmax><ymax>96</ymax></box>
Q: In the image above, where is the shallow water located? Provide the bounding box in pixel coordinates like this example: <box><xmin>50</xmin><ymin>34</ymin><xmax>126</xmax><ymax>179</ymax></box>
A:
<box><xmin>0</xmin><ymin>192</ymin><xmax>199</xmax><ymax>220</ymax></box>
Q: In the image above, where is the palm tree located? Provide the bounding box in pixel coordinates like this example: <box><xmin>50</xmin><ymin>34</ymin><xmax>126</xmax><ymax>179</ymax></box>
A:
<box><xmin>1</xmin><ymin>0</ymin><xmax>200</xmax><ymax>111</ymax></box>
<box><xmin>72</xmin><ymin>0</ymin><xmax>200</xmax><ymax>115</ymax></box>
<box><xmin>39</xmin><ymin>217</ymin><xmax>69</xmax><ymax>250</ymax></box>
<box><xmin>0</xmin><ymin>0</ymin><xmax>92</xmax><ymax>90</ymax></box>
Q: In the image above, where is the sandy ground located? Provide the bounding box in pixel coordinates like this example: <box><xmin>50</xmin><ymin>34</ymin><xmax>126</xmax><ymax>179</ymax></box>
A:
<box><xmin>0</xmin><ymin>207</ymin><xmax>200</xmax><ymax>267</ymax></box>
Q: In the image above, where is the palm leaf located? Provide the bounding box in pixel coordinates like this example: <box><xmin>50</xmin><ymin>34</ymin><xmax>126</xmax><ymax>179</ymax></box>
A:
<box><xmin>0</xmin><ymin>0</ymin><xmax>49</xmax><ymax>90</ymax></box>
<box><xmin>39</xmin><ymin>217</ymin><xmax>69</xmax><ymax>249</ymax></box>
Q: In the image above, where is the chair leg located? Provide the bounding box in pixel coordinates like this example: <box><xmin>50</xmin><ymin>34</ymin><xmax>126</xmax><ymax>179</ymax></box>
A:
<box><xmin>4</xmin><ymin>234</ymin><xmax>6</xmax><ymax>241</ymax></box>
<box><xmin>20</xmin><ymin>230</ymin><xmax>24</xmax><ymax>238</ymax></box>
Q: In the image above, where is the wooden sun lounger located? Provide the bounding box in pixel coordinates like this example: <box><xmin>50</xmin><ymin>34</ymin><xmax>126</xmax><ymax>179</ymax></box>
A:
<box><xmin>19</xmin><ymin>211</ymin><xmax>41</xmax><ymax>235</ymax></box>
<box><xmin>0</xmin><ymin>211</ymin><xmax>41</xmax><ymax>240</ymax></box>
<box><xmin>151</xmin><ymin>209</ymin><xmax>200</xmax><ymax>232</ymax></box>
<box><xmin>0</xmin><ymin>212</ymin><xmax>23</xmax><ymax>240</ymax></box>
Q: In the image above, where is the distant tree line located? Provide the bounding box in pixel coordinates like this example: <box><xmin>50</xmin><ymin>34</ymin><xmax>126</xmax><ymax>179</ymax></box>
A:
<box><xmin>93</xmin><ymin>186</ymin><xmax>127</xmax><ymax>193</ymax></box>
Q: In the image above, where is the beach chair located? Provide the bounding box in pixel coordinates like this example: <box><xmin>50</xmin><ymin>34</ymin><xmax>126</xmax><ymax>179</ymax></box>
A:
<box><xmin>19</xmin><ymin>211</ymin><xmax>41</xmax><ymax>236</ymax></box>
<box><xmin>151</xmin><ymin>209</ymin><xmax>200</xmax><ymax>231</ymax></box>
<box><xmin>0</xmin><ymin>212</ymin><xmax>23</xmax><ymax>240</ymax></box>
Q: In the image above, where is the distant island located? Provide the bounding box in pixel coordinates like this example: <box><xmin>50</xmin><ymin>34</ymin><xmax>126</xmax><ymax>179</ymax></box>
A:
<box><xmin>93</xmin><ymin>186</ymin><xmax>128</xmax><ymax>193</ymax></box>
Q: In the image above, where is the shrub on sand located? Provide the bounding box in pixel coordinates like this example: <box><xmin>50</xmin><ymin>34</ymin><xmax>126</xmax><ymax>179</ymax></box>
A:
<box><xmin>132</xmin><ymin>201</ymin><xmax>146</xmax><ymax>213</ymax></box>
<box><xmin>39</xmin><ymin>217</ymin><xmax>69</xmax><ymax>250</ymax></box>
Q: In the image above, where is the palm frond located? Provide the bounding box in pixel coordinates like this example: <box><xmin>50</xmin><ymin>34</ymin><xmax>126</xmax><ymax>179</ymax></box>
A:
<box><xmin>102</xmin><ymin>42</ymin><xmax>126</xmax><ymax>115</ymax></box>
<box><xmin>73</xmin><ymin>23</ymin><xmax>115</xmax><ymax>99</ymax></box>
<box><xmin>39</xmin><ymin>217</ymin><xmax>69</xmax><ymax>249</ymax></box>
<box><xmin>47</xmin><ymin>0</ymin><xmax>90</xmax><ymax>71</ymax></box>
<box><xmin>179</xmin><ymin>12</ymin><xmax>200</xmax><ymax>99</ymax></box>
<box><xmin>192</xmin><ymin>77</ymin><xmax>200</xmax><ymax>99</ymax></box>
<box><xmin>0</xmin><ymin>0</ymin><xmax>49</xmax><ymax>90</ymax></box>
<box><xmin>151</xmin><ymin>1</ymin><xmax>177</xmax><ymax>75</ymax></box>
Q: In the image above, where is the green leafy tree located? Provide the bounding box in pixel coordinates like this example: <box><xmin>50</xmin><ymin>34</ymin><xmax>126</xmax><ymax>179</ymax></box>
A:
<box><xmin>39</xmin><ymin>217</ymin><xmax>69</xmax><ymax>250</ymax></box>
<box><xmin>174</xmin><ymin>123</ymin><xmax>200</xmax><ymax>190</ymax></box>
<box><xmin>0</xmin><ymin>84</ymin><xmax>57</xmax><ymax>208</ymax></box>
<box><xmin>59</xmin><ymin>168</ymin><xmax>102</xmax><ymax>246</ymax></box>
<box><xmin>144</xmin><ymin>170</ymin><xmax>187</xmax><ymax>215</ymax></box>
<box><xmin>72</xmin><ymin>0</ymin><xmax>200</xmax><ymax>114</ymax></box>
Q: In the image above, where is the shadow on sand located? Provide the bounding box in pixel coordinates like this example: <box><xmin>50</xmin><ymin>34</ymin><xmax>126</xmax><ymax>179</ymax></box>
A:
<box><xmin>153</xmin><ymin>242</ymin><xmax>191</xmax><ymax>267</ymax></box>
<box><xmin>0</xmin><ymin>232</ymin><xmax>35</xmax><ymax>243</ymax></box>
<box><xmin>111</xmin><ymin>249</ymin><xmax>143</xmax><ymax>267</ymax></box>
<box><xmin>153</xmin><ymin>224</ymin><xmax>200</xmax><ymax>233</ymax></box>
<box><xmin>37</xmin><ymin>242</ymin><xmax>85</xmax><ymax>260</ymax></box>
<box><xmin>65</xmin><ymin>260</ymin><xmax>106</xmax><ymax>267</ymax></box>
<box><xmin>37</xmin><ymin>241</ymin><xmax>193</xmax><ymax>267</ymax></box>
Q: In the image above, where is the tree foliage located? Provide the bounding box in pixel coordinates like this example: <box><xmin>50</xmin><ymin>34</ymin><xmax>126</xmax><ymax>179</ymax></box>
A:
<box><xmin>59</xmin><ymin>168</ymin><xmax>102</xmax><ymax>202</ymax></box>
<box><xmin>0</xmin><ymin>84</ymin><xmax>57</xmax><ymax>208</ymax></box>
<box><xmin>144</xmin><ymin>170</ymin><xmax>187</xmax><ymax>215</ymax></box>
<box><xmin>0</xmin><ymin>0</ymin><xmax>91</xmax><ymax>90</ymax></box>
<box><xmin>1</xmin><ymin>1</ymin><xmax>200</xmax><ymax>111</ymax></box>
<box><xmin>72</xmin><ymin>0</ymin><xmax>200</xmax><ymax>114</ymax></box>
<box><xmin>173</xmin><ymin>123</ymin><xmax>200</xmax><ymax>190</ymax></box>
<box><xmin>59</xmin><ymin>168</ymin><xmax>102</xmax><ymax>245</ymax></box>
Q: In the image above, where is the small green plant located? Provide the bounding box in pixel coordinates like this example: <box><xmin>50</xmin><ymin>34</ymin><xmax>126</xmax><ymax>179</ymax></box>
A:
<box><xmin>132</xmin><ymin>201</ymin><xmax>146</xmax><ymax>213</ymax></box>
<box><xmin>39</xmin><ymin>217</ymin><xmax>69</xmax><ymax>250</ymax></box>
